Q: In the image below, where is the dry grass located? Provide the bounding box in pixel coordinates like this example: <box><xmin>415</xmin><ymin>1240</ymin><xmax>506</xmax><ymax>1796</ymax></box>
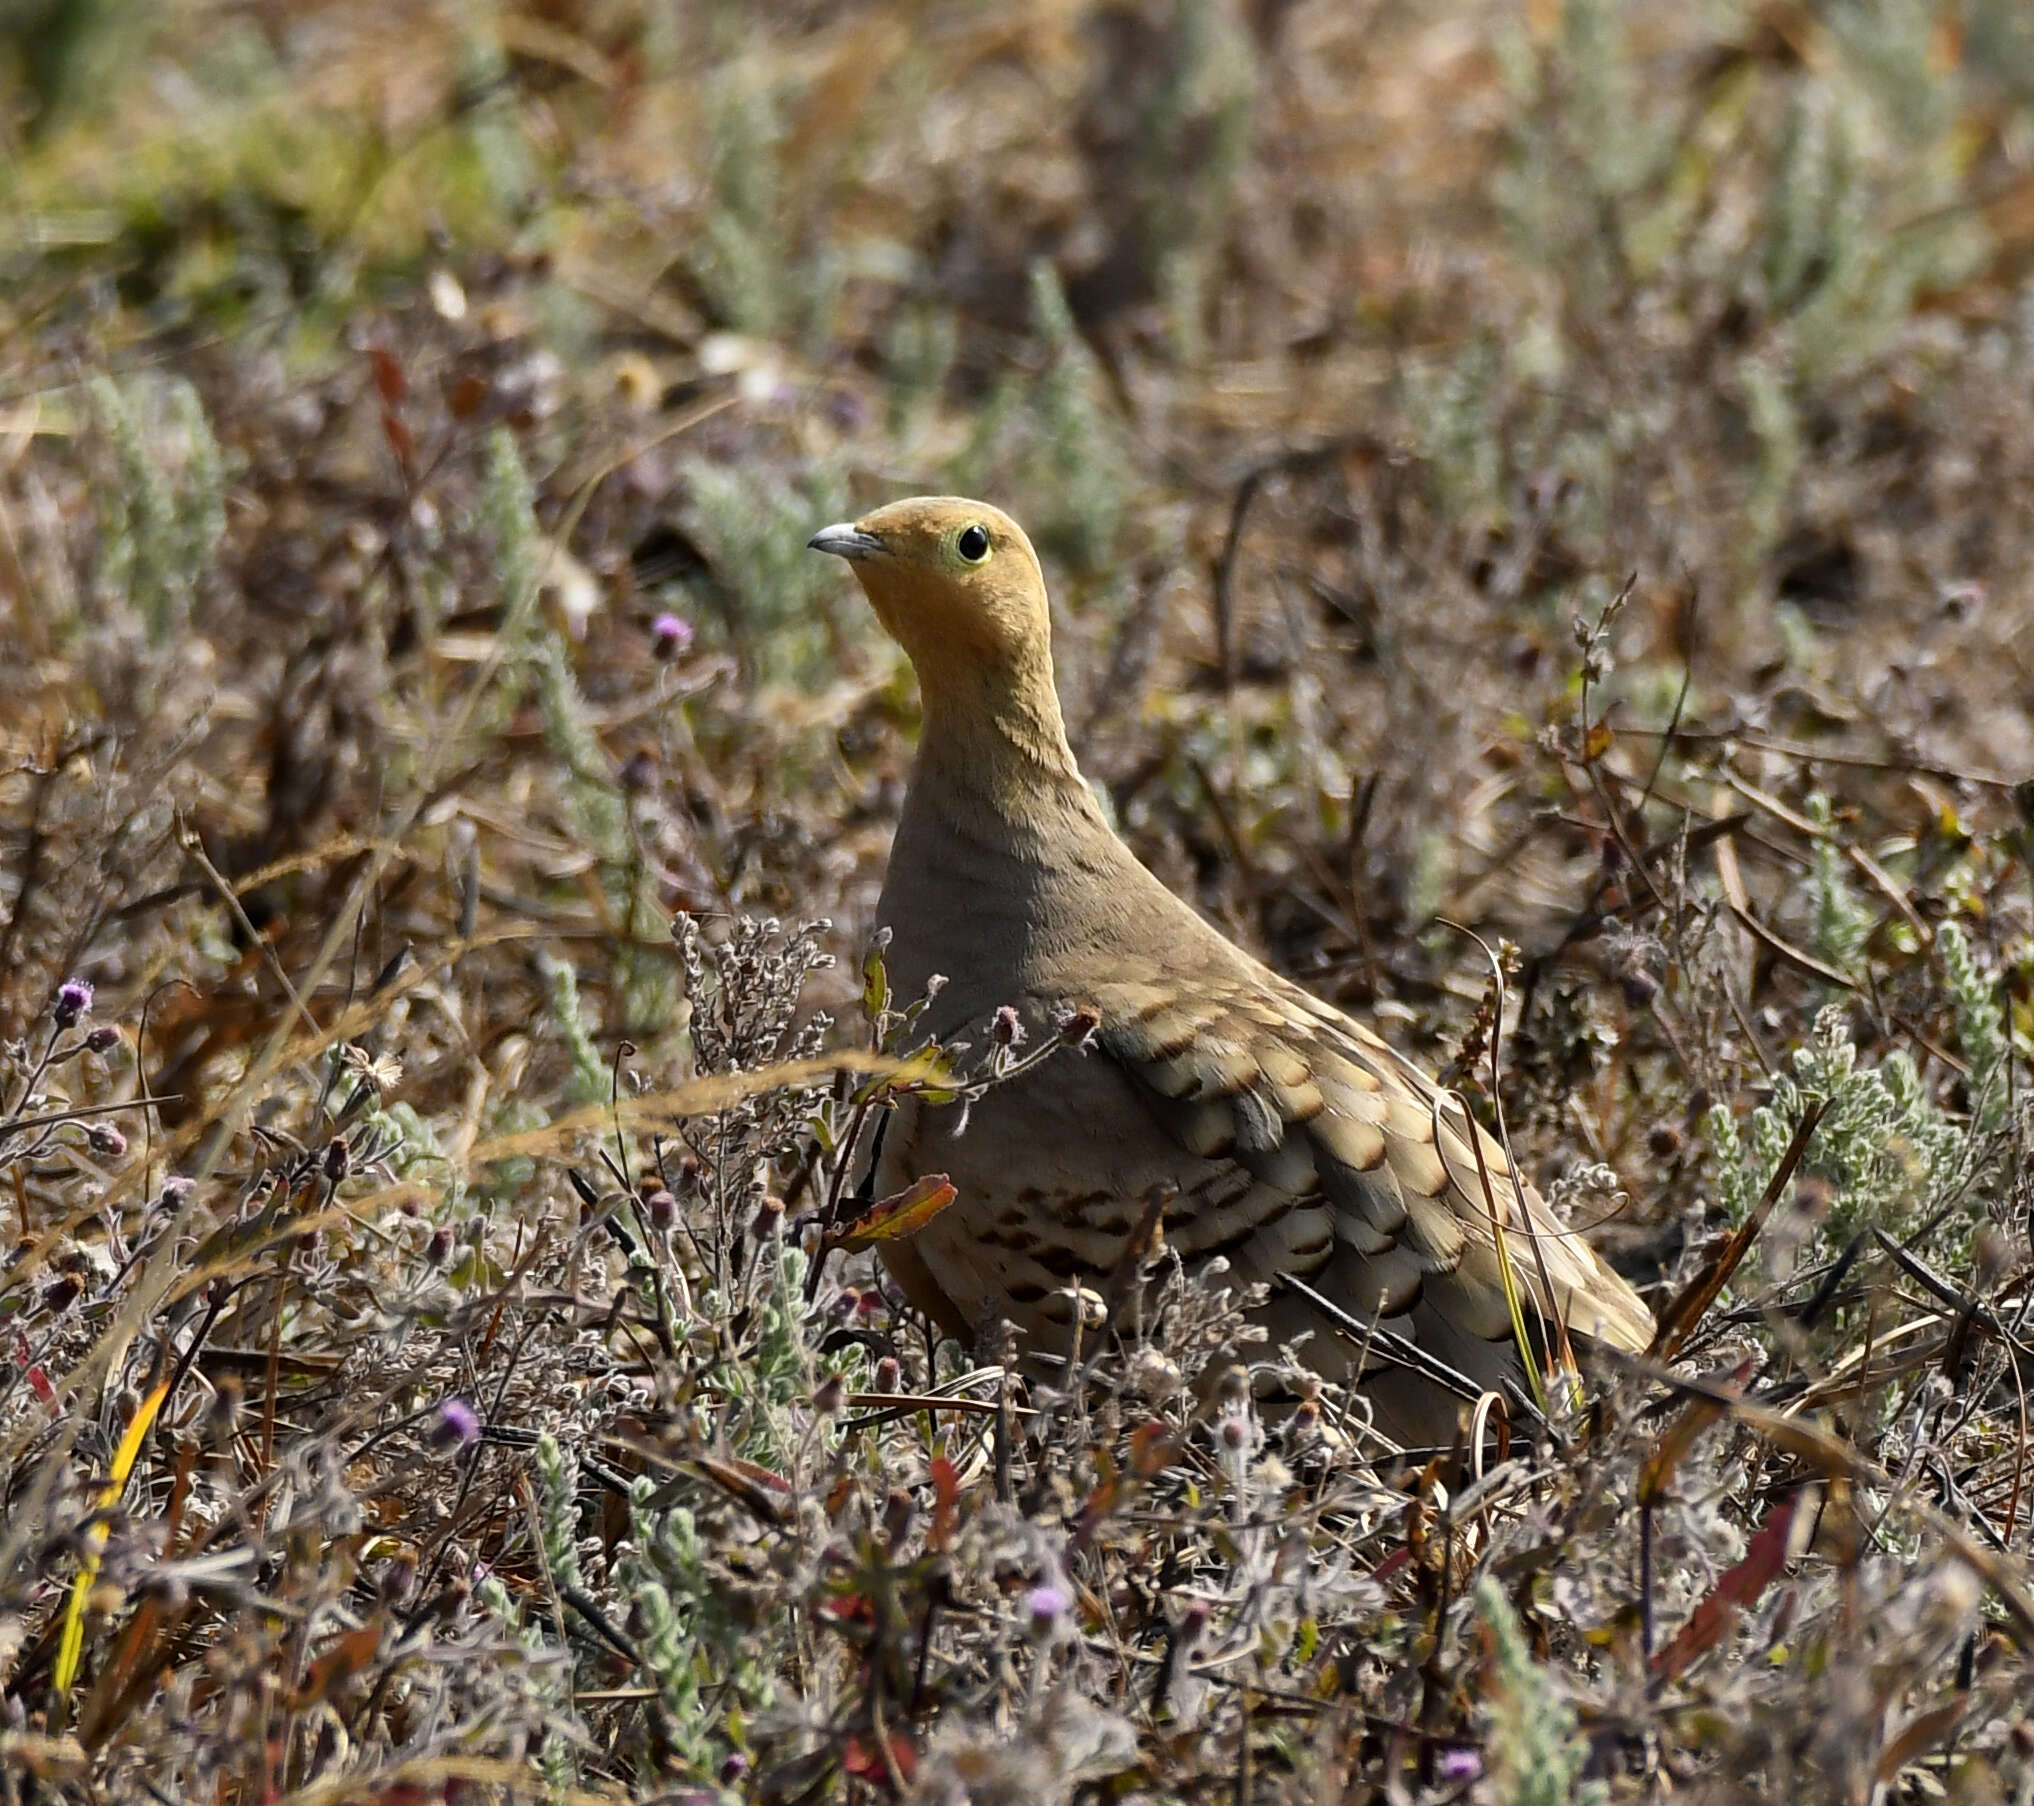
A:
<box><xmin>3</xmin><ymin>2</ymin><xmax>2034</xmax><ymax>1800</ymax></box>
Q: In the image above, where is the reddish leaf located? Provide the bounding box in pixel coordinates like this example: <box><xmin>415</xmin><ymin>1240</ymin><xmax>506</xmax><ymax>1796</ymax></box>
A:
<box><xmin>928</xmin><ymin>1455</ymin><xmax>959</xmax><ymax>1551</ymax></box>
<box><xmin>367</xmin><ymin>345</ymin><xmax>406</xmax><ymax>405</ymax></box>
<box><xmin>1129</xmin><ymin>1419</ymin><xmax>1177</xmax><ymax>1479</ymax></box>
<box><xmin>382</xmin><ymin>409</ymin><xmax>416</xmax><ymax>476</ymax></box>
<box><xmin>1651</xmin><ymin>1494</ymin><xmax>1797</xmax><ymax>1682</ymax></box>
<box><xmin>14</xmin><ymin>1335</ymin><xmax>55</xmax><ymax>1414</ymax></box>
<box><xmin>685</xmin><ymin>1454</ymin><xmax>793</xmax><ymax>1524</ymax></box>
<box><xmin>447</xmin><ymin>372</ymin><xmax>490</xmax><ymax>419</ymax></box>
<box><xmin>722</xmin><ymin>1455</ymin><xmax>792</xmax><ymax>1493</ymax></box>
<box><xmin>843</xmin><ymin>1730</ymin><xmax>917</xmax><ymax>1786</ymax></box>
<box><xmin>1368</xmin><ymin>1546</ymin><xmax>1412</xmax><ymax>1584</ymax></box>
<box><xmin>292</xmin><ymin>1625</ymin><xmax>382</xmax><ymax>1708</ymax></box>
<box><xmin>1875</xmin><ymin>1695</ymin><xmax>1969</xmax><ymax>1783</ymax></box>
<box><xmin>830</xmin><ymin>1174</ymin><xmax>956</xmax><ymax>1252</ymax></box>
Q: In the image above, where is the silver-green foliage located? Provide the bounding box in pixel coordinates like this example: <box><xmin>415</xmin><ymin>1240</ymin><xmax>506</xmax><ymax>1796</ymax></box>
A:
<box><xmin>1492</xmin><ymin>0</ymin><xmax>1664</xmax><ymax>313</ymax></box>
<box><xmin>1402</xmin><ymin>335</ymin><xmax>1506</xmax><ymax>530</ymax></box>
<box><xmin>482</xmin><ymin>431</ymin><xmax>673</xmax><ymax>1030</ymax></box>
<box><xmin>540</xmin><ymin>954</ymin><xmax>609</xmax><ymax>1111</ymax></box>
<box><xmin>679</xmin><ymin>459</ymin><xmax>853</xmax><ymax>688</ymax></box>
<box><xmin>92</xmin><ymin>374</ymin><xmax>228</xmax><ymax>644</ymax></box>
<box><xmin>473</xmin><ymin>1568</ymin><xmax>579</xmax><ymax>1791</ymax></box>
<box><xmin>696</xmin><ymin>69</ymin><xmax>791</xmax><ymax>340</ymax></box>
<box><xmin>617</xmin><ymin>1478</ymin><xmax>772</xmax><ymax>1779</ymax></box>
<box><xmin>480</xmin><ymin>430</ymin><xmax>626</xmax><ymax>858</ymax></box>
<box><xmin>1706</xmin><ymin>992</ymin><xmax>2002</xmax><ymax>1253</ymax></box>
<box><xmin>534</xmin><ymin>1430</ymin><xmax>584</xmax><ymax>1596</ymax></box>
<box><xmin>1937</xmin><ymin>917</ymin><xmax>2008</xmax><ymax>1135</ymax></box>
<box><xmin>688</xmin><ymin>58</ymin><xmax>839</xmax><ymax>350</ymax></box>
<box><xmin>1135</xmin><ymin>0</ymin><xmax>1255</xmax><ymax>366</ymax></box>
<box><xmin>1804</xmin><ymin>794</ymin><xmax>1874</xmax><ymax>975</ymax></box>
<box><xmin>1474</xmin><ymin>1575</ymin><xmax>1607</xmax><ymax>1806</ymax></box>
<box><xmin>1020</xmin><ymin>260</ymin><xmax>1125</xmax><ymax>575</ymax></box>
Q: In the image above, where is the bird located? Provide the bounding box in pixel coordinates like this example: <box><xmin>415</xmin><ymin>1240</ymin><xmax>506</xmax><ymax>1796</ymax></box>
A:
<box><xmin>808</xmin><ymin>496</ymin><xmax>1654</xmax><ymax>1443</ymax></box>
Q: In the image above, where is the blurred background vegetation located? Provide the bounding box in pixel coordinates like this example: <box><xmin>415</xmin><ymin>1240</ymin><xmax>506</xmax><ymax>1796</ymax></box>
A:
<box><xmin>5</xmin><ymin>1</ymin><xmax>2034</xmax><ymax>1799</ymax></box>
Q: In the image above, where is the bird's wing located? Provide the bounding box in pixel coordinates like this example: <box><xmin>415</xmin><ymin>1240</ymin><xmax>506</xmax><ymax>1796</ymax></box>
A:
<box><xmin>1079</xmin><ymin>966</ymin><xmax>1655</xmax><ymax>1354</ymax></box>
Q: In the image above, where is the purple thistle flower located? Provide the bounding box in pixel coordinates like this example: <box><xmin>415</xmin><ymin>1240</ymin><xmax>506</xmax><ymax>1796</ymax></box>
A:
<box><xmin>54</xmin><ymin>979</ymin><xmax>94</xmax><ymax>1030</ymax></box>
<box><xmin>431</xmin><ymin>1398</ymin><xmax>481</xmax><ymax>1453</ymax></box>
<box><xmin>1438</xmin><ymin>1747</ymin><xmax>1483</xmax><ymax>1782</ymax></box>
<box><xmin>650</xmin><ymin>612</ymin><xmax>694</xmax><ymax>659</ymax></box>
<box><xmin>1024</xmin><ymin>1582</ymin><xmax>1069</xmax><ymax>1641</ymax></box>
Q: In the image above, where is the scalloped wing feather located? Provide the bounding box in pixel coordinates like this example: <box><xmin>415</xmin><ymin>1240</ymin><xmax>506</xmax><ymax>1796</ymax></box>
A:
<box><xmin>1088</xmin><ymin>971</ymin><xmax>1653</xmax><ymax>1356</ymax></box>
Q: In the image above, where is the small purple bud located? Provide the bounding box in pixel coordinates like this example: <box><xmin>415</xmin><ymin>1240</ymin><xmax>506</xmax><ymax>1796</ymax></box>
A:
<box><xmin>873</xmin><ymin>1356</ymin><xmax>902</xmax><ymax>1393</ymax></box>
<box><xmin>992</xmin><ymin>1005</ymin><xmax>1025</xmax><ymax>1048</ymax></box>
<box><xmin>87</xmin><ymin>1123</ymin><xmax>128</xmax><ymax>1159</ymax></box>
<box><xmin>643</xmin><ymin>1188</ymin><xmax>677</xmax><ymax>1229</ymax></box>
<box><xmin>1438</xmin><ymin>1748</ymin><xmax>1483</xmax><ymax>1782</ymax></box>
<box><xmin>161</xmin><ymin>1175</ymin><xmax>196</xmax><ymax>1205</ymax></box>
<box><xmin>431</xmin><ymin>1399</ymin><xmax>481</xmax><ymax>1452</ymax></box>
<box><xmin>323</xmin><ymin>1137</ymin><xmax>351</xmax><ymax>1181</ymax></box>
<box><xmin>54</xmin><ymin>979</ymin><xmax>93</xmax><ymax>1030</ymax></box>
<box><xmin>719</xmin><ymin>1754</ymin><xmax>750</xmax><ymax>1785</ymax></box>
<box><xmin>425</xmin><ymin>1226</ymin><xmax>454</xmax><ymax>1268</ymax></box>
<box><xmin>650</xmin><ymin>612</ymin><xmax>693</xmax><ymax>660</ymax></box>
<box><xmin>1024</xmin><ymin>1583</ymin><xmax>1069</xmax><ymax>1641</ymax></box>
<box><xmin>85</xmin><ymin>1025</ymin><xmax>121</xmax><ymax>1054</ymax></box>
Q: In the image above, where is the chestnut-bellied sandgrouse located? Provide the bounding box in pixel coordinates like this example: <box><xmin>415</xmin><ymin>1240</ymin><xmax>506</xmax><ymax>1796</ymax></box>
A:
<box><xmin>809</xmin><ymin>497</ymin><xmax>1654</xmax><ymax>1442</ymax></box>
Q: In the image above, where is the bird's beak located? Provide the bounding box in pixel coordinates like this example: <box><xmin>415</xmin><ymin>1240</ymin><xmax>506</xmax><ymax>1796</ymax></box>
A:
<box><xmin>807</xmin><ymin>522</ymin><xmax>885</xmax><ymax>562</ymax></box>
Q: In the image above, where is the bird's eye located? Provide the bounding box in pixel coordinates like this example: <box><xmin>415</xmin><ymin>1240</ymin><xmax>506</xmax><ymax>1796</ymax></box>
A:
<box><xmin>956</xmin><ymin>523</ymin><xmax>991</xmax><ymax>563</ymax></box>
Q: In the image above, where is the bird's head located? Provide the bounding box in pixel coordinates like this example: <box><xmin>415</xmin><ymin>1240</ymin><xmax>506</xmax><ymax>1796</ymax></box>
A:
<box><xmin>807</xmin><ymin>496</ymin><xmax>1052</xmax><ymax>692</ymax></box>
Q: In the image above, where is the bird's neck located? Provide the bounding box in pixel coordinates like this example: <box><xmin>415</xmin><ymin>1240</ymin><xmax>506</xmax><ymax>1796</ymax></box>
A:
<box><xmin>908</xmin><ymin>657</ymin><xmax>1102</xmax><ymax>850</ymax></box>
<box><xmin>878</xmin><ymin>658</ymin><xmax>1134</xmax><ymax>1008</ymax></box>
